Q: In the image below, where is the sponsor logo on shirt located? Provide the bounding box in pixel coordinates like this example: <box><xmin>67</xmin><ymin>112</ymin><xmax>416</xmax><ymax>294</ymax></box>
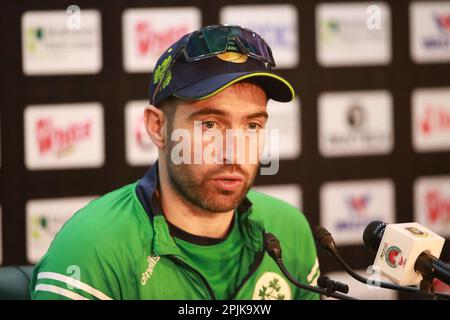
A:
<box><xmin>141</xmin><ymin>255</ymin><xmax>161</xmax><ymax>285</ymax></box>
<box><xmin>252</xmin><ymin>272</ymin><xmax>291</xmax><ymax>300</ymax></box>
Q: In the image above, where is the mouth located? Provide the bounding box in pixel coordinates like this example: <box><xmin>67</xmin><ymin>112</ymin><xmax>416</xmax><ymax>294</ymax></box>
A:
<box><xmin>210</xmin><ymin>174</ymin><xmax>244</xmax><ymax>191</ymax></box>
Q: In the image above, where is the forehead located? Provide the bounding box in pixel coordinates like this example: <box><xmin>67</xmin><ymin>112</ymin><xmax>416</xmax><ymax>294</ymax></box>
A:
<box><xmin>177</xmin><ymin>82</ymin><xmax>268</xmax><ymax>116</ymax></box>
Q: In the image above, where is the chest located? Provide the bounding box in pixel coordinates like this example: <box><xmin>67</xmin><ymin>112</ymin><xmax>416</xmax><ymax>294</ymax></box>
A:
<box><xmin>135</xmin><ymin>254</ymin><xmax>297</xmax><ymax>300</ymax></box>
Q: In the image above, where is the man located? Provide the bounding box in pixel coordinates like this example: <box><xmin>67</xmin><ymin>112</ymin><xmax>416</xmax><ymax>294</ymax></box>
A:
<box><xmin>30</xmin><ymin>25</ymin><xmax>320</xmax><ymax>300</ymax></box>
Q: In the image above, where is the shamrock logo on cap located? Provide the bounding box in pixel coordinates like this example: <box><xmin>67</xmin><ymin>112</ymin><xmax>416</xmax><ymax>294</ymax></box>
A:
<box><xmin>153</xmin><ymin>55</ymin><xmax>173</xmax><ymax>91</ymax></box>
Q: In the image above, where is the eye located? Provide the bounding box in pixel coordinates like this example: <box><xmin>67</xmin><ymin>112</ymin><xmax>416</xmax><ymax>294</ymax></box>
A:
<box><xmin>202</xmin><ymin>120</ymin><xmax>218</xmax><ymax>130</ymax></box>
<box><xmin>248</xmin><ymin>122</ymin><xmax>262</xmax><ymax>130</ymax></box>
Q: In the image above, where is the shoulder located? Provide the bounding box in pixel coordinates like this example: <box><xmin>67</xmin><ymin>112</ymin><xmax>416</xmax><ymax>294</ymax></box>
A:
<box><xmin>31</xmin><ymin>182</ymin><xmax>152</xmax><ymax>299</ymax></box>
<box><xmin>246</xmin><ymin>189</ymin><xmax>315</xmax><ymax>252</ymax></box>
<box><xmin>246</xmin><ymin>189</ymin><xmax>310</xmax><ymax>230</ymax></box>
<box><xmin>45</xmin><ymin>182</ymin><xmax>152</xmax><ymax>260</ymax></box>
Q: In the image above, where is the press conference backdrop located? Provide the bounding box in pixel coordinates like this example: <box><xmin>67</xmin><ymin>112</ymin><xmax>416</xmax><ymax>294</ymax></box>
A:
<box><xmin>1</xmin><ymin>0</ymin><xmax>450</xmax><ymax>299</ymax></box>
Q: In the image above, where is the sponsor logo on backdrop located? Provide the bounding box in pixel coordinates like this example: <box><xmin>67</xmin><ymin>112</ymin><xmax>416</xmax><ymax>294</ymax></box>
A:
<box><xmin>220</xmin><ymin>4</ymin><xmax>299</xmax><ymax>68</ymax></box>
<box><xmin>410</xmin><ymin>2</ymin><xmax>450</xmax><ymax>63</ymax></box>
<box><xmin>26</xmin><ymin>197</ymin><xmax>97</xmax><ymax>263</ymax></box>
<box><xmin>125</xmin><ymin>101</ymin><xmax>159</xmax><ymax>166</ymax></box>
<box><xmin>316</xmin><ymin>2</ymin><xmax>391</xmax><ymax>66</ymax></box>
<box><xmin>122</xmin><ymin>7</ymin><xmax>201</xmax><ymax>72</ymax></box>
<box><xmin>265</xmin><ymin>98</ymin><xmax>301</xmax><ymax>159</ymax></box>
<box><xmin>414</xmin><ymin>176</ymin><xmax>450</xmax><ymax>237</ymax></box>
<box><xmin>319</xmin><ymin>91</ymin><xmax>393</xmax><ymax>157</ymax></box>
<box><xmin>21</xmin><ymin>10</ymin><xmax>102</xmax><ymax>75</ymax></box>
<box><xmin>252</xmin><ymin>184</ymin><xmax>302</xmax><ymax>210</ymax></box>
<box><xmin>412</xmin><ymin>88</ymin><xmax>450</xmax><ymax>152</ymax></box>
<box><xmin>320</xmin><ymin>180</ymin><xmax>395</xmax><ymax>245</ymax></box>
<box><xmin>24</xmin><ymin>103</ymin><xmax>104</xmax><ymax>170</ymax></box>
<box><xmin>35</xmin><ymin>118</ymin><xmax>91</xmax><ymax>156</ymax></box>
<box><xmin>324</xmin><ymin>270</ymin><xmax>397</xmax><ymax>300</ymax></box>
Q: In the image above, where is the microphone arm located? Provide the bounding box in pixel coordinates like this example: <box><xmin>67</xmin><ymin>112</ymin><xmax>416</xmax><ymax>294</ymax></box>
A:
<box><xmin>276</xmin><ymin>260</ymin><xmax>356</xmax><ymax>300</ymax></box>
<box><xmin>264</xmin><ymin>233</ymin><xmax>358</xmax><ymax>300</ymax></box>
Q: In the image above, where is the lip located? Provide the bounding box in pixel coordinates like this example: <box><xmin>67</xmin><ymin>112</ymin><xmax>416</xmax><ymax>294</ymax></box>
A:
<box><xmin>212</xmin><ymin>174</ymin><xmax>244</xmax><ymax>181</ymax></box>
<box><xmin>210</xmin><ymin>174</ymin><xmax>244</xmax><ymax>191</ymax></box>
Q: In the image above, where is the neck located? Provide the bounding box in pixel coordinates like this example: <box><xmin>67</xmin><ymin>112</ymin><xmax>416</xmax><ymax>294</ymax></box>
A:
<box><xmin>158</xmin><ymin>162</ymin><xmax>234</xmax><ymax>239</ymax></box>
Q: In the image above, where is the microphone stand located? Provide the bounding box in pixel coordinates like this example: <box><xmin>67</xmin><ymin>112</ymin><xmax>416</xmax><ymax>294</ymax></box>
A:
<box><xmin>264</xmin><ymin>232</ymin><xmax>358</xmax><ymax>300</ymax></box>
<box><xmin>276</xmin><ymin>260</ymin><xmax>358</xmax><ymax>300</ymax></box>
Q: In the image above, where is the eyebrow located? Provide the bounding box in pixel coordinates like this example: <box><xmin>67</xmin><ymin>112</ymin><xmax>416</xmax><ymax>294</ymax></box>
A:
<box><xmin>187</xmin><ymin>107</ymin><xmax>268</xmax><ymax>121</ymax></box>
<box><xmin>188</xmin><ymin>107</ymin><xmax>230</xmax><ymax>120</ymax></box>
<box><xmin>245</xmin><ymin>111</ymin><xmax>268</xmax><ymax>120</ymax></box>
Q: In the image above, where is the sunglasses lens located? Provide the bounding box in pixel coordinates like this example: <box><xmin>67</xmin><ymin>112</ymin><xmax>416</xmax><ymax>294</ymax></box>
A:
<box><xmin>203</xmin><ymin>26</ymin><xmax>230</xmax><ymax>52</ymax></box>
<box><xmin>185</xmin><ymin>31</ymin><xmax>209</xmax><ymax>58</ymax></box>
<box><xmin>240</xmin><ymin>29</ymin><xmax>271</xmax><ymax>62</ymax></box>
<box><xmin>186</xmin><ymin>26</ymin><xmax>229</xmax><ymax>58</ymax></box>
<box><xmin>185</xmin><ymin>25</ymin><xmax>274</xmax><ymax>66</ymax></box>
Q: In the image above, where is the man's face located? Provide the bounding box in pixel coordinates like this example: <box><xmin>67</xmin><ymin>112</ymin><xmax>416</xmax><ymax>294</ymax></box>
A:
<box><xmin>164</xmin><ymin>82</ymin><xmax>268</xmax><ymax>213</ymax></box>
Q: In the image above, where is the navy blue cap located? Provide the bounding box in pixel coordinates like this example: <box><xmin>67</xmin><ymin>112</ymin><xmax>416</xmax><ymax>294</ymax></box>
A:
<box><xmin>149</xmin><ymin>30</ymin><xmax>295</xmax><ymax>107</ymax></box>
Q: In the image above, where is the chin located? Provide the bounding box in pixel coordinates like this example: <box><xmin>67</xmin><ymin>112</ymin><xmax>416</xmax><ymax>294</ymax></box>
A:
<box><xmin>200</xmin><ymin>194</ymin><xmax>244</xmax><ymax>213</ymax></box>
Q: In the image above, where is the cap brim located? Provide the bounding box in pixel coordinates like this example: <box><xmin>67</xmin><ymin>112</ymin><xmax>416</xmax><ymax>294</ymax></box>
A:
<box><xmin>172</xmin><ymin>72</ymin><xmax>295</xmax><ymax>103</ymax></box>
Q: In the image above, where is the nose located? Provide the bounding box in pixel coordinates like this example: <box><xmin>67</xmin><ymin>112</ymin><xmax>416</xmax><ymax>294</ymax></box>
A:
<box><xmin>221</xmin><ymin>129</ymin><xmax>260</xmax><ymax>165</ymax></box>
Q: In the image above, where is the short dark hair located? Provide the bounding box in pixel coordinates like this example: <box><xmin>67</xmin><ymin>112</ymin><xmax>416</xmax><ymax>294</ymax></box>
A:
<box><xmin>159</xmin><ymin>96</ymin><xmax>183</xmax><ymax>134</ymax></box>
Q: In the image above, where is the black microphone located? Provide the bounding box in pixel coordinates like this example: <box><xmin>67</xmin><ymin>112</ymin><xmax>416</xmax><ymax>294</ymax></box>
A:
<box><xmin>314</xmin><ymin>226</ymin><xmax>450</xmax><ymax>300</ymax></box>
<box><xmin>363</xmin><ymin>221</ymin><xmax>450</xmax><ymax>286</ymax></box>
<box><xmin>362</xmin><ymin>220</ymin><xmax>387</xmax><ymax>252</ymax></box>
<box><xmin>265</xmin><ymin>232</ymin><xmax>282</xmax><ymax>262</ymax></box>
<box><xmin>264</xmin><ymin>233</ymin><xmax>357</xmax><ymax>300</ymax></box>
<box><xmin>318</xmin><ymin>276</ymin><xmax>349</xmax><ymax>294</ymax></box>
<box><xmin>314</xmin><ymin>224</ymin><xmax>338</xmax><ymax>256</ymax></box>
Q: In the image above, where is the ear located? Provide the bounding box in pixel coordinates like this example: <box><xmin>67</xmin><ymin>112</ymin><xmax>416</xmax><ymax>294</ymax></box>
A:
<box><xmin>144</xmin><ymin>105</ymin><xmax>166</xmax><ymax>149</ymax></box>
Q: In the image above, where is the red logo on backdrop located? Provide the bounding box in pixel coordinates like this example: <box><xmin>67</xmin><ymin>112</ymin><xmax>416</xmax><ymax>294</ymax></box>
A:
<box><xmin>420</xmin><ymin>104</ymin><xmax>450</xmax><ymax>135</ymax></box>
<box><xmin>347</xmin><ymin>194</ymin><xmax>370</xmax><ymax>217</ymax></box>
<box><xmin>36</xmin><ymin>118</ymin><xmax>91</xmax><ymax>156</ymax></box>
<box><xmin>426</xmin><ymin>189</ymin><xmax>450</xmax><ymax>224</ymax></box>
<box><xmin>434</xmin><ymin>14</ymin><xmax>450</xmax><ymax>35</ymax></box>
<box><xmin>135</xmin><ymin>22</ymin><xmax>189</xmax><ymax>56</ymax></box>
